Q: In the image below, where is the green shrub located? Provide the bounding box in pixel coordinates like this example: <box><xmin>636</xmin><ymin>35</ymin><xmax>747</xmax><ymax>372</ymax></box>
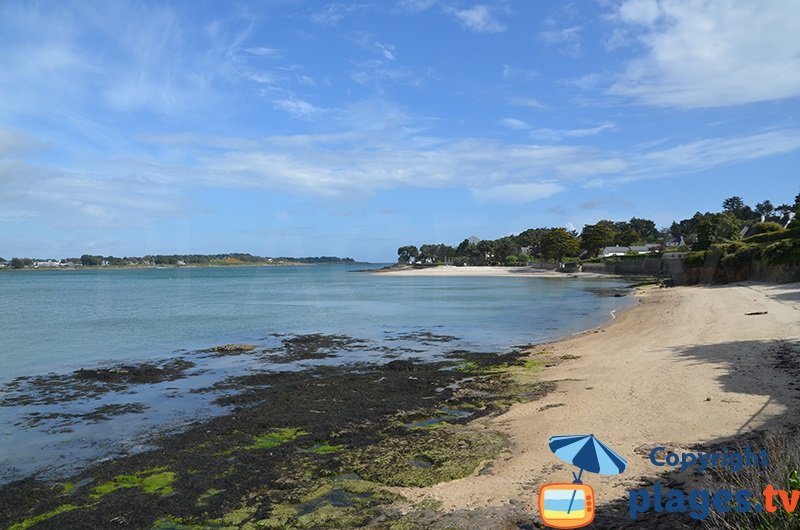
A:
<box><xmin>763</xmin><ymin>238</ymin><xmax>800</xmax><ymax>265</ymax></box>
<box><xmin>750</xmin><ymin>221</ymin><xmax>785</xmax><ymax>235</ymax></box>
<box><xmin>683</xmin><ymin>251</ymin><xmax>707</xmax><ymax>267</ymax></box>
<box><xmin>743</xmin><ymin>226</ymin><xmax>800</xmax><ymax>244</ymax></box>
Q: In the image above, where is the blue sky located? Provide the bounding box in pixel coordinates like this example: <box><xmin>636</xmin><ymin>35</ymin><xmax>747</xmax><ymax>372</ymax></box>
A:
<box><xmin>1</xmin><ymin>0</ymin><xmax>798</xmax><ymax>262</ymax></box>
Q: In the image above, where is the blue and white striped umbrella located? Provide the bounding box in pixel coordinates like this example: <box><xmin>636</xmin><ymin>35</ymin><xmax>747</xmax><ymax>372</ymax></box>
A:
<box><xmin>549</xmin><ymin>434</ymin><xmax>627</xmax><ymax>477</ymax></box>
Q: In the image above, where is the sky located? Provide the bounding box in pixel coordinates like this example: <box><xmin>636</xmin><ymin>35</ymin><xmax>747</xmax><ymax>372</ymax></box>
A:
<box><xmin>1</xmin><ymin>0</ymin><xmax>798</xmax><ymax>262</ymax></box>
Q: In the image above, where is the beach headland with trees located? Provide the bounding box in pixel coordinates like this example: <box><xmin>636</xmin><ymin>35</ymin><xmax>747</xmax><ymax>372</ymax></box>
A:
<box><xmin>391</xmin><ymin>192</ymin><xmax>800</xmax><ymax>284</ymax></box>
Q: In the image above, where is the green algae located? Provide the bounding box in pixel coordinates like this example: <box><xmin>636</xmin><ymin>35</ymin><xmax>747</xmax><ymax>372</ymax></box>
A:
<box><xmin>91</xmin><ymin>467</ymin><xmax>175</xmax><ymax>499</ymax></box>
<box><xmin>305</xmin><ymin>441</ymin><xmax>345</xmax><ymax>454</ymax></box>
<box><xmin>250</xmin><ymin>427</ymin><xmax>309</xmax><ymax>449</ymax></box>
<box><xmin>151</xmin><ymin>516</ymin><xmax>236</xmax><ymax>530</ymax></box>
<box><xmin>257</xmin><ymin>504</ymin><xmax>298</xmax><ymax>528</ymax></box>
<box><xmin>457</xmin><ymin>357</ymin><xmax>542</xmax><ymax>375</ymax></box>
<box><xmin>60</xmin><ymin>481</ymin><xmax>75</xmax><ymax>495</ymax></box>
<box><xmin>345</xmin><ymin>428</ymin><xmax>507</xmax><ymax>487</ymax></box>
<box><xmin>256</xmin><ymin>475</ymin><xmax>398</xmax><ymax>529</ymax></box>
<box><xmin>196</xmin><ymin>487</ymin><xmax>224</xmax><ymax>507</ymax></box>
<box><xmin>8</xmin><ymin>504</ymin><xmax>81</xmax><ymax>530</ymax></box>
<box><xmin>220</xmin><ymin>504</ymin><xmax>257</xmax><ymax>525</ymax></box>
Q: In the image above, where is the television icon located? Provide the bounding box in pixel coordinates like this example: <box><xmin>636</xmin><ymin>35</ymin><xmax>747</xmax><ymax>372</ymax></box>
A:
<box><xmin>538</xmin><ymin>483</ymin><xmax>595</xmax><ymax>529</ymax></box>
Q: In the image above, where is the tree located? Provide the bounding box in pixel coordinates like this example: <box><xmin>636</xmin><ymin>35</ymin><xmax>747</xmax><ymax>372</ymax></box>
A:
<box><xmin>722</xmin><ymin>196</ymin><xmax>754</xmax><ymax>220</ymax></box>
<box><xmin>722</xmin><ymin>196</ymin><xmax>745</xmax><ymax>214</ymax></box>
<box><xmin>775</xmin><ymin>203</ymin><xmax>794</xmax><ymax>218</ymax></box>
<box><xmin>628</xmin><ymin>217</ymin><xmax>658</xmax><ymax>242</ymax></box>
<box><xmin>80</xmin><ymin>254</ymin><xmax>103</xmax><ymax>266</ymax></box>
<box><xmin>693</xmin><ymin>213</ymin><xmax>743</xmax><ymax>250</ymax></box>
<box><xmin>397</xmin><ymin>246</ymin><xmax>418</xmax><ymax>264</ymax></box>
<box><xmin>616</xmin><ymin>226</ymin><xmax>640</xmax><ymax>246</ymax></box>
<box><xmin>493</xmin><ymin>237</ymin><xmax>519</xmax><ymax>264</ymax></box>
<box><xmin>10</xmin><ymin>257</ymin><xmax>26</xmax><ymax>269</ymax></box>
<box><xmin>580</xmin><ymin>222</ymin><xmax>615</xmax><ymax>257</ymax></box>
<box><xmin>755</xmin><ymin>200</ymin><xmax>774</xmax><ymax>219</ymax></box>
<box><xmin>541</xmin><ymin>228</ymin><xmax>580</xmax><ymax>262</ymax></box>
<box><xmin>476</xmin><ymin>240</ymin><xmax>495</xmax><ymax>265</ymax></box>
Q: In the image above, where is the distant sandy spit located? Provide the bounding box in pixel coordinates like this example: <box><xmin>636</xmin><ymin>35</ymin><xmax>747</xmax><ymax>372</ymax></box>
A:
<box><xmin>394</xmin><ymin>281</ymin><xmax>800</xmax><ymax>518</ymax></box>
<box><xmin>371</xmin><ymin>265</ymin><xmax>603</xmax><ymax>278</ymax></box>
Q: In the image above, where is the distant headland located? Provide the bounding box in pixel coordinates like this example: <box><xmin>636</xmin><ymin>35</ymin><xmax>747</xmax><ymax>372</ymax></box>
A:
<box><xmin>0</xmin><ymin>253</ymin><xmax>359</xmax><ymax>270</ymax></box>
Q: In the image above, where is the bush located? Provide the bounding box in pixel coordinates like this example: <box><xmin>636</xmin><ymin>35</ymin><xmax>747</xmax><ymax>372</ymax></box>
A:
<box><xmin>744</xmin><ymin>226</ymin><xmax>800</xmax><ymax>244</ymax></box>
<box><xmin>683</xmin><ymin>251</ymin><xmax>707</xmax><ymax>267</ymax></box>
<box><xmin>750</xmin><ymin>221</ymin><xmax>785</xmax><ymax>235</ymax></box>
<box><xmin>763</xmin><ymin>238</ymin><xmax>800</xmax><ymax>265</ymax></box>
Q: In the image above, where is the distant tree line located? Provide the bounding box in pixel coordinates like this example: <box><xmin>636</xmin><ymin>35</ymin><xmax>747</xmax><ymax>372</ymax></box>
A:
<box><xmin>1</xmin><ymin>253</ymin><xmax>356</xmax><ymax>269</ymax></box>
<box><xmin>398</xmin><ymin>191</ymin><xmax>800</xmax><ymax>265</ymax></box>
<box><xmin>277</xmin><ymin>256</ymin><xmax>356</xmax><ymax>263</ymax></box>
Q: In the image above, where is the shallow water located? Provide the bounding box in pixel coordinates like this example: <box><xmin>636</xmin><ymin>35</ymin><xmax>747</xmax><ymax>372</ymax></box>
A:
<box><xmin>0</xmin><ymin>264</ymin><xmax>634</xmax><ymax>483</ymax></box>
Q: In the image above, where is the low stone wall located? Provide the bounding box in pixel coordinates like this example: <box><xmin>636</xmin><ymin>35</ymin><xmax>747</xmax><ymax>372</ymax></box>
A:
<box><xmin>581</xmin><ymin>256</ymin><xmax>668</xmax><ymax>276</ymax></box>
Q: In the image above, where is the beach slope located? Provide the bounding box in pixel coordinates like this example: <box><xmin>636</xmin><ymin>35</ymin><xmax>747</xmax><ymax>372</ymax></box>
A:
<box><xmin>396</xmin><ymin>282</ymin><xmax>800</xmax><ymax>516</ymax></box>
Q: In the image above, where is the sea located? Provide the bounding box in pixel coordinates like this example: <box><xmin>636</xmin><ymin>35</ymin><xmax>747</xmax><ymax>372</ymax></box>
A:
<box><xmin>0</xmin><ymin>264</ymin><xmax>634</xmax><ymax>483</ymax></box>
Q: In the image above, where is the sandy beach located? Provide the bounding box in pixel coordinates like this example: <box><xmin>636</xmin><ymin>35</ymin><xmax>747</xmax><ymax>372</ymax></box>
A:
<box><xmin>373</xmin><ymin>265</ymin><xmax>602</xmax><ymax>278</ymax></box>
<box><xmin>395</xmin><ymin>282</ymin><xmax>800</xmax><ymax>520</ymax></box>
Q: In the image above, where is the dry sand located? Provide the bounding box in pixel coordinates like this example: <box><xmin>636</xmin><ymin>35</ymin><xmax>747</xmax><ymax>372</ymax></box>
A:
<box><xmin>395</xmin><ymin>281</ymin><xmax>800</xmax><ymax>517</ymax></box>
<box><xmin>373</xmin><ymin>265</ymin><xmax>602</xmax><ymax>278</ymax></box>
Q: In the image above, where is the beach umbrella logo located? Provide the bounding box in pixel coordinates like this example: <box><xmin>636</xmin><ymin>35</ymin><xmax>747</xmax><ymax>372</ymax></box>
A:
<box><xmin>538</xmin><ymin>434</ymin><xmax>627</xmax><ymax>529</ymax></box>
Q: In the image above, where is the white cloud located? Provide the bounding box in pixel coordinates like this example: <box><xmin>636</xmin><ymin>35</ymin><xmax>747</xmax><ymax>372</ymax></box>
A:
<box><xmin>472</xmin><ymin>182</ymin><xmax>566</xmax><ymax>203</ymax></box>
<box><xmin>310</xmin><ymin>3</ymin><xmax>366</xmax><ymax>26</ymax></box>
<box><xmin>608</xmin><ymin>0</ymin><xmax>800</xmax><ymax>108</ymax></box>
<box><xmin>447</xmin><ymin>5</ymin><xmax>507</xmax><ymax>33</ymax></box>
<box><xmin>508</xmin><ymin>96</ymin><xmax>547</xmax><ymax>109</ymax></box>
<box><xmin>375</xmin><ymin>41</ymin><xmax>396</xmax><ymax>61</ymax></box>
<box><xmin>538</xmin><ymin>25</ymin><xmax>582</xmax><ymax>56</ymax></box>
<box><xmin>272</xmin><ymin>97</ymin><xmax>325</xmax><ymax>118</ymax></box>
<box><xmin>502</xmin><ymin>64</ymin><xmax>538</xmax><ymax>82</ymax></box>
<box><xmin>532</xmin><ymin>123</ymin><xmax>616</xmax><ymax>141</ymax></box>
<box><xmin>398</xmin><ymin>0</ymin><xmax>440</xmax><ymax>12</ymax></box>
<box><xmin>245</xmin><ymin>47</ymin><xmax>280</xmax><ymax>58</ymax></box>
<box><xmin>499</xmin><ymin>118</ymin><xmax>530</xmax><ymax>130</ymax></box>
<box><xmin>636</xmin><ymin>130</ymin><xmax>800</xmax><ymax>174</ymax></box>
<box><xmin>0</xmin><ymin>130</ymin><xmax>48</xmax><ymax>156</ymax></box>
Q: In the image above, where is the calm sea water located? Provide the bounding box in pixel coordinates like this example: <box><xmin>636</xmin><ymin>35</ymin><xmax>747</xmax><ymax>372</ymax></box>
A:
<box><xmin>0</xmin><ymin>264</ymin><xmax>634</xmax><ymax>482</ymax></box>
<box><xmin>0</xmin><ymin>264</ymin><xmax>632</xmax><ymax>380</ymax></box>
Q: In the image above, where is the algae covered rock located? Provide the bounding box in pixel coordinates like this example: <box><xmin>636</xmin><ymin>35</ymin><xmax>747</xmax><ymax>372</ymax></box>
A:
<box><xmin>344</xmin><ymin>428</ymin><xmax>507</xmax><ymax>487</ymax></box>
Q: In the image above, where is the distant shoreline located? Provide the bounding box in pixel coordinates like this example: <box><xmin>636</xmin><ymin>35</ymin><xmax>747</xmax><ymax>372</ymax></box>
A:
<box><xmin>370</xmin><ymin>264</ymin><xmax>604</xmax><ymax>278</ymax></box>
<box><xmin>0</xmin><ymin>261</ymin><xmax>371</xmax><ymax>272</ymax></box>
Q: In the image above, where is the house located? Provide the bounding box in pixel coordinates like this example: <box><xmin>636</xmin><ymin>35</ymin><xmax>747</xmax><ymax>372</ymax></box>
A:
<box><xmin>33</xmin><ymin>260</ymin><xmax>60</xmax><ymax>268</ymax></box>
<box><xmin>602</xmin><ymin>244</ymin><xmax>661</xmax><ymax>257</ymax></box>
<box><xmin>665</xmin><ymin>235</ymin><xmax>686</xmax><ymax>248</ymax></box>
